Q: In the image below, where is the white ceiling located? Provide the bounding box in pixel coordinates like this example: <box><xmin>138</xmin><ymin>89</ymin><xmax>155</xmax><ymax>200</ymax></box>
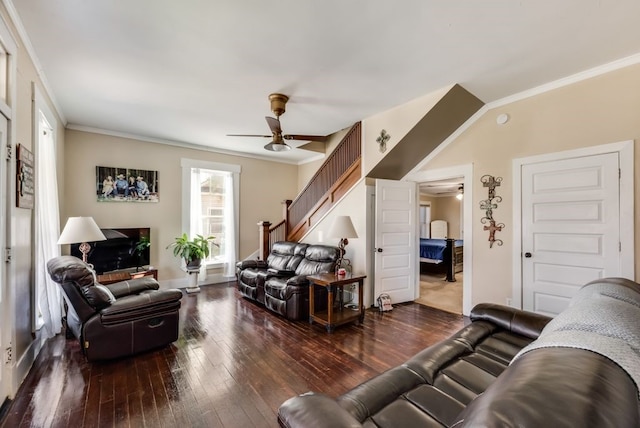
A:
<box><xmin>419</xmin><ymin>179</ymin><xmax>463</xmax><ymax>197</ymax></box>
<box><xmin>10</xmin><ymin>1</ymin><xmax>640</xmax><ymax>164</ymax></box>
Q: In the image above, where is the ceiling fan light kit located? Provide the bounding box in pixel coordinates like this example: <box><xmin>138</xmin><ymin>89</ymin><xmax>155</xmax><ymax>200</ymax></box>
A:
<box><xmin>264</xmin><ymin>141</ymin><xmax>291</xmax><ymax>151</ymax></box>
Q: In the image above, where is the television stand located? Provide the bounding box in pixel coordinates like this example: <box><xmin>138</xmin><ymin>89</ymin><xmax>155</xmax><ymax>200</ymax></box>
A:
<box><xmin>97</xmin><ymin>268</ymin><xmax>158</xmax><ymax>285</ymax></box>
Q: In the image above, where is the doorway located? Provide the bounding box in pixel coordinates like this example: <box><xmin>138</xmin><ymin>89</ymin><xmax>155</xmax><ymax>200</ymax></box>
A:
<box><xmin>407</xmin><ymin>164</ymin><xmax>473</xmax><ymax>315</ymax></box>
<box><xmin>415</xmin><ymin>177</ymin><xmax>464</xmax><ymax>313</ymax></box>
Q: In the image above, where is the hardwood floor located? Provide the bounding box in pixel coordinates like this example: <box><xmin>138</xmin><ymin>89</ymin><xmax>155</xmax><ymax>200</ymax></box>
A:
<box><xmin>1</xmin><ymin>281</ymin><xmax>465</xmax><ymax>428</ymax></box>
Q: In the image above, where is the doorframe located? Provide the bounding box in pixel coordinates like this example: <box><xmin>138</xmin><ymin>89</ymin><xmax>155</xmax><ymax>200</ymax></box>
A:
<box><xmin>512</xmin><ymin>140</ymin><xmax>634</xmax><ymax>309</ymax></box>
<box><xmin>0</xmin><ymin>10</ymin><xmax>17</xmax><ymax>401</ymax></box>
<box><xmin>406</xmin><ymin>163</ymin><xmax>473</xmax><ymax>315</ymax></box>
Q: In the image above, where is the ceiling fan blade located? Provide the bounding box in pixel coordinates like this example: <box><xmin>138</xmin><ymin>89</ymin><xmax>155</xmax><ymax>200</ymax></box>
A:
<box><xmin>227</xmin><ymin>134</ymin><xmax>272</xmax><ymax>138</ymax></box>
<box><xmin>283</xmin><ymin>134</ymin><xmax>327</xmax><ymax>142</ymax></box>
<box><xmin>265</xmin><ymin>116</ymin><xmax>282</xmax><ymax>134</ymax></box>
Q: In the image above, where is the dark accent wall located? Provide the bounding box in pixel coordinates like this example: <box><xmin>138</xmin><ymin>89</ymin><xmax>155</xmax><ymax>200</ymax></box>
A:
<box><xmin>367</xmin><ymin>84</ymin><xmax>484</xmax><ymax>179</ymax></box>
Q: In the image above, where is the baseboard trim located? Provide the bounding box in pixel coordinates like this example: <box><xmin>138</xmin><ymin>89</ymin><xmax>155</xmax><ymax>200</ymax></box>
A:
<box><xmin>159</xmin><ymin>273</ymin><xmax>236</xmax><ymax>290</ymax></box>
<box><xmin>13</xmin><ymin>333</ymin><xmax>45</xmax><ymax>394</ymax></box>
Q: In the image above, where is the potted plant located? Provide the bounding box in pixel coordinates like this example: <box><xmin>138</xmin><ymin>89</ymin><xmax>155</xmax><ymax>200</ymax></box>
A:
<box><xmin>166</xmin><ymin>233</ymin><xmax>216</xmax><ymax>269</ymax></box>
<box><xmin>133</xmin><ymin>236</ymin><xmax>151</xmax><ymax>271</ymax></box>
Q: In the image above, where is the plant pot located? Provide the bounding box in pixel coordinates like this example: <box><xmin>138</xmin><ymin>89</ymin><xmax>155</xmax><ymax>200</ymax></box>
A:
<box><xmin>186</xmin><ymin>258</ymin><xmax>202</xmax><ymax>270</ymax></box>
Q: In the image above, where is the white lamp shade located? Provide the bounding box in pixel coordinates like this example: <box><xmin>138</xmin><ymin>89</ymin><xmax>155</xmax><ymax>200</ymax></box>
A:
<box><xmin>328</xmin><ymin>216</ymin><xmax>358</xmax><ymax>239</ymax></box>
<box><xmin>57</xmin><ymin>217</ymin><xmax>107</xmax><ymax>245</ymax></box>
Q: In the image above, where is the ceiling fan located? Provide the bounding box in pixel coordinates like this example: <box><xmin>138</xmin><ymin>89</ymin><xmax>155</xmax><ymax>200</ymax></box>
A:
<box><xmin>227</xmin><ymin>93</ymin><xmax>327</xmax><ymax>152</ymax></box>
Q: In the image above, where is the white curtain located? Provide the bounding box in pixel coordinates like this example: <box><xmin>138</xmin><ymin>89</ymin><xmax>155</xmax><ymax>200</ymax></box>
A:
<box><xmin>189</xmin><ymin>168</ymin><xmax>206</xmax><ymax>280</ymax></box>
<box><xmin>222</xmin><ymin>172</ymin><xmax>237</xmax><ymax>278</ymax></box>
<box><xmin>34</xmin><ymin>125</ymin><xmax>63</xmax><ymax>338</ymax></box>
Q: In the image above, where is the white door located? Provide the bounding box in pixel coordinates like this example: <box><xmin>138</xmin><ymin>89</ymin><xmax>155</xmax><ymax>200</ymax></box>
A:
<box><xmin>522</xmin><ymin>152</ymin><xmax>620</xmax><ymax>316</ymax></box>
<box><xmin>374</xmin><ymin>179</ymin><xmax>417</xmax><ymax>304</ymax></box>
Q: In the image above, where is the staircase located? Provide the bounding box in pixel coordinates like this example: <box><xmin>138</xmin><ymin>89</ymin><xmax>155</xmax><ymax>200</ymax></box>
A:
<box><xmin>258</xmin><ymin>122</ymin><xmax>362</xmax><ymax>260</ymax></box>
<box><xmin>256</xmin><ymin>84</ymin><xmax>485</xmax><ymax>261</ymax></box>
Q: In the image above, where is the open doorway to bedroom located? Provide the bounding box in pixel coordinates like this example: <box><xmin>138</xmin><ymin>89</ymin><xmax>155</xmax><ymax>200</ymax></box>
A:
<box><xmin>415</xmin><ymin>177</ymin><xmax>464</xmax><ymax>314</ymax></box>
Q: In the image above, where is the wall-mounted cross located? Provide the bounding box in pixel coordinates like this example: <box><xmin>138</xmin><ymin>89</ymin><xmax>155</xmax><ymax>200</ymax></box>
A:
<box><xmin>479</xmin><ymin>174</ymin><xmax>504</xmax><ymax>248</ymax></box>
<box><xmin>482</xmin><ymin>174</ymin><xmax>502</xmax><ymax>199</ymax></box>
<box><xmin>376</xmin><ymin>129</ymin><xmax>390</xmax><ymax>153</ymax></box>
<box><xmin>483</xmin><ymin>220</ymin><xmax>504</xmax><ymax>248</ymax></box>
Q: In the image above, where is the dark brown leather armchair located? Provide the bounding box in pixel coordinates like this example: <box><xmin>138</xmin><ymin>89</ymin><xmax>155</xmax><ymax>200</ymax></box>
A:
<box><xmin>47</xmin><ymin>255</ymin><xmax>183</xmax><ymax>361</ymax></box>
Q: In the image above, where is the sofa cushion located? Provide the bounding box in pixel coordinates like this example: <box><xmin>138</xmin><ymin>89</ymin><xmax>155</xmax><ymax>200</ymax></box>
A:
<box><xmin>267</xmin><ymin>242</ymin><xmax>309</xmax><ymax>271</ymax></box>
<box><xmin>239</xmin><ymin>268</ymin><xmax>261</xmax><ymax>287</ymax></box>
<box><xmin>454</xmin><ymin>347</ymin><xmax>640</xmax><ymax>427</ymax></box>
<box><xmin>295</xmin><ymin>245</ymin><xmax>339</xmax><ymax>275</ymax></box>
<box><xmin>81</xmin><ymin>283</ymin><xmax>116</xmax><ymax>309</ymax></box>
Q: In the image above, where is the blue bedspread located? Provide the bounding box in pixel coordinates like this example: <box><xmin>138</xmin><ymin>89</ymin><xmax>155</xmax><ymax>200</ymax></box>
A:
<box><xmin>420</xmin><ymin>239</ymin><xmax>463</xmax><ymax>261</ymax></box>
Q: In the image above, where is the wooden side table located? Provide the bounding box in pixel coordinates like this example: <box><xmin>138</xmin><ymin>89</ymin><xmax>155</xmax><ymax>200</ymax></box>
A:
<box><xmin>308</xmin><ymin>273</ymin><xmax>366</xmax><ymax>333</ymax></box>
<box><xmin>97</xmin><ymin>268</ymin><xmax>158</xmax><ymax>285</ymax></box>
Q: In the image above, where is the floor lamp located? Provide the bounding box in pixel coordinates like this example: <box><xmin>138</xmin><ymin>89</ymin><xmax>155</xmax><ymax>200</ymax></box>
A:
<box><xmin>57</xmin><ymin>217</ymin><xmax>107</xmax><ymax>265</ymax></box>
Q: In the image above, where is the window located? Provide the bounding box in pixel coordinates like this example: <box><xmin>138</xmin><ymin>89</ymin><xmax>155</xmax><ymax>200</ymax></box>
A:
<box><xmin>181</xmin><ymin>159</ymin><xmax>240</xmax><ymax>277</ymax></box>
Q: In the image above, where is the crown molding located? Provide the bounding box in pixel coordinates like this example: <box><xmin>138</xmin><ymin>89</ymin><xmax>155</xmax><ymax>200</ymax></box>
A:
<box><xmin>488</xmin><ymin>52</ymin><xmax>640</xmax><ymax>109</ymax></box>
<box><xmin>65</xmin><ymin>124</ymin><xmax>311</xmax><ymax>165</ymax></box>
<box><xmin>405</xmin><ymin>52</ymin><xmax>640</xmax><ymax>178</ymax></box>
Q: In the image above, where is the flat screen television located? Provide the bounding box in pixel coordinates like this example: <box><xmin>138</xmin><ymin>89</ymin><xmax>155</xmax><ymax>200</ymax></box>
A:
<box><xmin>71</xmin><ymin>227</ymin><xmax>151</xmax><ymax>274</ymax></box>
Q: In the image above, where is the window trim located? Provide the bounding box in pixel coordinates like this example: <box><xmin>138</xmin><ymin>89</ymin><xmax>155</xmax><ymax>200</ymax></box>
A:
<box><xmin>180</xmin><ymin>158</ymin><xmax>240</xmax><ymax>268</ymax></box>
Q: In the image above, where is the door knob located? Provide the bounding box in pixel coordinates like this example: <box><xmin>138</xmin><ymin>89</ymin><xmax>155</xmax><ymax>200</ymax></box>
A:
<box><xmin>376</xmin><ymin>248</ymin><xmax>383</xmax><ymax>253</ymax></box>
<box><xmin>524</xmin><ymin>252</ymin><xmax>532</xmax><ymax>258</ymax></box>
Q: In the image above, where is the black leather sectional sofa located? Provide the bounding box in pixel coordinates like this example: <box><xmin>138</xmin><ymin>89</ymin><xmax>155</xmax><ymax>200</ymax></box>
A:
<box><xmin>236</xmin><ymin>241</ymin><xmax>339</xmax><ymax>320</ymax></box>
<box><xmin>278</xmin><ymin>277</ymin><xmax>640</xmax><ymax>427</ymax></box>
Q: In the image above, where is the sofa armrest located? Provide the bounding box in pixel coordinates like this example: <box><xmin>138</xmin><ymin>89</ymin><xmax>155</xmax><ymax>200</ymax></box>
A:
<box><xmin>100</xmin><ymin>289</ymin><xmax>183</xmax><ymax>318</ymax></box>
<box><xmin>470</xmin><ymin>303</ymin><xmax>552</xmax><ymax>340</ymax></box>
<box><xmin>278</xmin><ymin>393</ymin><xmax>362</xmax><ymax>428</ymax></box>
<box><xmin>236</xmin><ymin>260</ymin><xmax>268</xmax><ymax>270</ymax></box>
<box><xmin>104</xmin><ymin>277</ymin><xmax>160</xmax><ymax>298</ymax></box>
<box><xmin>285</xmin><ymin>275</ymin><xmax>309</xmax><ymax>287</ymax></box>
<box><xmin>267</xmin><ymin>268</ymin><xmax>296</xmax><ymax>277</ymax></box>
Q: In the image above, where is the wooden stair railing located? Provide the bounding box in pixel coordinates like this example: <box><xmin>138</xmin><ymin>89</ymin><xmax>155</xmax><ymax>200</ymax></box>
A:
<box><xmin>258</xmin><ymin>122</ymin><xmax>361</xmax><ymax>257</ymax></box>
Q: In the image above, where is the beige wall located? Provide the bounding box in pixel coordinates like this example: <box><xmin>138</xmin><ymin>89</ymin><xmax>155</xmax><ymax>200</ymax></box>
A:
<box><xmin>420</xmin><ymin>63</ymin><xmax>640</xmax><ymax>306</ymax></box>
<box><xmin>300</xmin><ymin>181</ymin><xmax>370</xmax><ymax>303</ymax></box>
<box><xmin>63</xmin><ymin>130</ymin><xmax>299</xmax><ymax>281</ymax></box>
<box><xmin>362</xmin><ymin>86</ymin><xmax>451</xmax><ymax>175</ymax></box>
<box><xmin>427</xmin><ymin>196</ymin><xmax>462</xmax><ymax>239</ymax></box>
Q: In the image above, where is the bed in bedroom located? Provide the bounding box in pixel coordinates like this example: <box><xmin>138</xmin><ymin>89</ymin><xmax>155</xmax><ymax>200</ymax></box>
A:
<box><xmin>420</xmin><ymin>220</ymin><xmax>463</xmax><ymax>281</ymax></box>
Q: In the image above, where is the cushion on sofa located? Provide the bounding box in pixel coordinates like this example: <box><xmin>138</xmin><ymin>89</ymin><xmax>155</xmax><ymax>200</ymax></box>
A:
<box><xmin>266</xmin><ymin>242</ymin><xmax>308</xmax><ymax>271</ymax></box>
<box><xmin>81</xmin><ymin>283</ymin><xmax>116</xmax><ymax>309</ymax></box>
<box><xmin>454</xmin><ymin>347</ymin><xmax>640</xmax><ymax>427</ymax></box>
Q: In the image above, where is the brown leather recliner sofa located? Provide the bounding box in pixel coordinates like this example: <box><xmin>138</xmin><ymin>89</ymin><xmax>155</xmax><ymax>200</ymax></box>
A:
<box><xmin>47</xmin><ymin>255</ymin><xmax>183</xmax><ymax>362</ymax></box>
<box><xmin>278</xmin><ymin>278</ymin><xmax>640</xmax><ymax>427</ymax></box>
<box><xmin>236</xmin><ymin>241</ymin><xmax>339</xmax><ymax>320</ymax></box>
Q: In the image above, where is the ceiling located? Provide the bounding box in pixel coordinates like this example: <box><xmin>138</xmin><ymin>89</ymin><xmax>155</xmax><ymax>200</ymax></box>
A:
<box><xmin>419</xmin><ymin>179</ymin><xmax>463</xmax><ymax>197</ymax></box>
<box><xmin>10</xmin><ymin>1</ymin><xmax>640</xmax><ymax>164</ymax></box>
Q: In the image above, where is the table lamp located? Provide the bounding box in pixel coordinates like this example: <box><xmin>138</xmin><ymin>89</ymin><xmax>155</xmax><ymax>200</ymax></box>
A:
<box><xmin>328</xmin><ymin>215</ymin><xmax>358</xmax><ymax>272</ymax></box>
<box><xmin>57</xmin><ymin>216</ymin><xmax>107</xmax><ymax>264</ymax></box>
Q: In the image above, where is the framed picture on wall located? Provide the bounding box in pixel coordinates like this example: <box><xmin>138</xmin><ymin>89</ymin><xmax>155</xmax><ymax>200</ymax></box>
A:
<box><xmin>96</xmin><ymin>166</ymin><xmax>159</xmax><ymax>203</ymax></box>
<box><xmin>17</xmin><ymin>144</ymin><xmax>35</xmax><ymax>209</ymax></box>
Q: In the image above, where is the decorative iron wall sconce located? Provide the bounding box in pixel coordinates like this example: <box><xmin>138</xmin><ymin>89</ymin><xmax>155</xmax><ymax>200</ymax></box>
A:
<box><xmin>480</xmin><ymin>175</ymin><xmax>504</xmax><ymax>248</ymax></box>
<box><xmin>376</xmin><ymin>129</ymin><xmax>390</xmax><ymax>153</ymax></box>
